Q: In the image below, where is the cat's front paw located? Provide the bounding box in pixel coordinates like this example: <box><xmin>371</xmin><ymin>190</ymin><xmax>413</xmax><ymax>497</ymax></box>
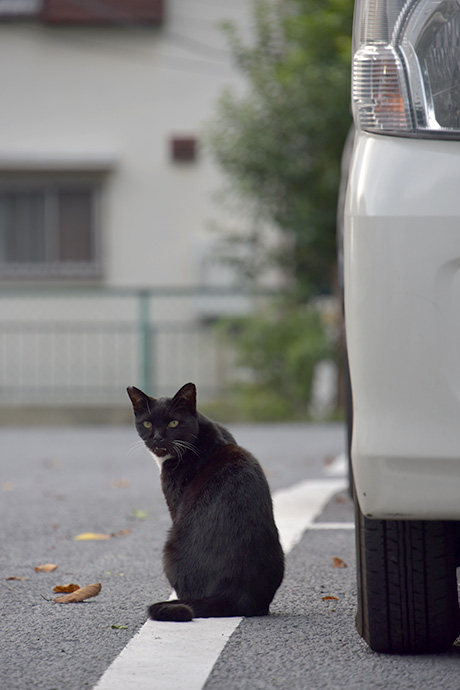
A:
<box><xmin>148</xmin><ymin>601</ymin><xmax>193</xmax><ymax>622</ymax></box>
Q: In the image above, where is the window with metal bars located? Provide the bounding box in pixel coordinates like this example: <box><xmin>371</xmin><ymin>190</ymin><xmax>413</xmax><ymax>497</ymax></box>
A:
<box><xmin>0</xmin><ymin>181</ymin><xmax>101</xmax><ymax>279</ymax></box>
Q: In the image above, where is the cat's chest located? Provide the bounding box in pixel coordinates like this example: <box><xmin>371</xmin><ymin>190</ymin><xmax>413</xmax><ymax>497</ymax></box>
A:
<box><xmin>161</xmin><ymin>465</ymin><xmax>200</xmax><ymax>519</ymax></box>
<box><xmin>150</xmin><ymin>449</ymin><xmax>174</xmax><ymax>470</ymax></box>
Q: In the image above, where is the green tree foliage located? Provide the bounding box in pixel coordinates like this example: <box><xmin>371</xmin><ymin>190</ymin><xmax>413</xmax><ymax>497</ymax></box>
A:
<box><xmin>217</xmin><ymin>301</ymin><xmax>337</xmax><ymax>421</ymax></box>
<box><xmin>207</xmin><ymin>0</ymin><xmax>353</xmax><ymax>296</ymax></box>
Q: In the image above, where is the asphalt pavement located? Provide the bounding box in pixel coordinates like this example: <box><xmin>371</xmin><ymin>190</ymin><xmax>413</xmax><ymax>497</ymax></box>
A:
<box><xmin>1</xmin><ymin>423</ymin><xmax>460</xmax><ymax>690</ymax></box>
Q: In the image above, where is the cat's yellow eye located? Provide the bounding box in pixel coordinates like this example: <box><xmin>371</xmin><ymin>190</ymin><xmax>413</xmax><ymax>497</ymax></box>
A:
<box><xmin>168</xmin><ymin>420</ymin><xmax>179</xmax><ymax>428</ymax></box>
<box><xmin>143</xmin><ymin>421</ymin><xmax>152</xmax><ymax>429</ymax></box>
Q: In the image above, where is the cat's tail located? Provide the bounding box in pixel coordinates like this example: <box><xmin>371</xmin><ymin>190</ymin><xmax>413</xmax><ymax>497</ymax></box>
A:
<box><xmin>148</xmin><ymin>600</ymin><xmax>194</xmax><ymax>622</ymax></box>
<box><xmin>148</xmin><ymin>597</ymin><xmax>269</xmax><ymax>622</ymax></box>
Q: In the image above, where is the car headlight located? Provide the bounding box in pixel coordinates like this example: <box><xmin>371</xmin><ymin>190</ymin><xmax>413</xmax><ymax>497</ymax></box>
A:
<box><xmin>352</xmin><ymin>0</ymin><xmax>460</xmax><ymax>136</ymax></box>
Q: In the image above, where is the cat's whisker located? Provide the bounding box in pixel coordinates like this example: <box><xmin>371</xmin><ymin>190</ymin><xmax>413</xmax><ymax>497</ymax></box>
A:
<box><xmin>170</xmin><ymin>446</ymin><xmax>183</xmax><ymax>471</ymax></box>
<box><xmin>128</xmin><ymin>440</ymin><xmax>148</xmax><ymax>456</ymax></box>
<box><xmin>174</xmin><ymin>444</ymin><xmax>194</xmax><ymax>460</ymax></box>
<box><xmin>173</xmin><ymin>443</ymin><xmax>183</xmax><ymax>463</ymax></box>
<box><xmin>172</xmin><ymin>443</ymin><xmax>187</xmax><ymax>467</ymax></box>
<box><xmin>173</xmin><ymin>440</ymin><xmax>200</xmax><ymax>458</ymax></box>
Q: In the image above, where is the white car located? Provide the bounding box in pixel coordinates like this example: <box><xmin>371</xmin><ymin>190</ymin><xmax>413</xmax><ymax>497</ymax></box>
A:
<box><xmin>343</xmin><ymin>0</ymin><xmax>460</xmax><ymax>653</ymax></box>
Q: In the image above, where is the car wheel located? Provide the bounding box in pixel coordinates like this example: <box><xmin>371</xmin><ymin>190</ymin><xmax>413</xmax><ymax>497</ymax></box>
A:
<box><xmin>355</xmin><ymin>497</ymin><xmax>460</xmax><ymax>654</ymax></box>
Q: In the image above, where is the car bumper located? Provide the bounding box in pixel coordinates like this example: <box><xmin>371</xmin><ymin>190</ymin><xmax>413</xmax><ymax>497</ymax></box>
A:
<box><xmin>344</xmin><ymin>133</ymin><xmax>460</xmax><ymax>519</ymax></box>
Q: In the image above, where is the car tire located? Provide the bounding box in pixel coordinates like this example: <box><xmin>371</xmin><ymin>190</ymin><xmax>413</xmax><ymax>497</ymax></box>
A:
<box><xmin>355</xmin><ymin>497</ymin><xmax>460</xmax><ymax>654</ymax></box>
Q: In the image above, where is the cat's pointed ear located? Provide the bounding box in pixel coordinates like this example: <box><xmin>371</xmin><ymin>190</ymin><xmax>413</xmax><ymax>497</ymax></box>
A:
<box><xmin>127</xmin><ymin>386</ymin><xmax>153</xmax><ymax>415</ymax></box>
<box><xmin>172</xmin><ymin>382</ymin><xmax>197</xmax><ymax>413</ymax></box>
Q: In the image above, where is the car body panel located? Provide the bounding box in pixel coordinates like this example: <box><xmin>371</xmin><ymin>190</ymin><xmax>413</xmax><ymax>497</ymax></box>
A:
<box><xmin>344</xmin><ymin>133</ymin><xmax>460</xmax><ymax>519</ymax></box>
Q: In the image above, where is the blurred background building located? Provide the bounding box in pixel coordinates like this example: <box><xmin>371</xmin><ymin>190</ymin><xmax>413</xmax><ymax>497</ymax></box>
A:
<box><xmin>0</xmin><ymin>0</ymin><xmax>266</xmax><ymax>419</ymax></box>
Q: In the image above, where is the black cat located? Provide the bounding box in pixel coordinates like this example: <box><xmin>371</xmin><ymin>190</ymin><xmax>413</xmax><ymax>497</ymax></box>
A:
<box><xmin>127</xmin><ymin>382</ymin><xmax>284</xmax><ymax>622</ymax></box>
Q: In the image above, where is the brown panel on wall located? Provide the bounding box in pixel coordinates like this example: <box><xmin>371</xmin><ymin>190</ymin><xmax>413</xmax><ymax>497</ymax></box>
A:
<box><xmin>171</xmin><ymin>137</ymin><xmax>198</xmax><ymax>162</ymax></box>
<box><xmin>41</xmin><ymin>0</ymin><xmax>164</xmax><ymax>25</ymax></box>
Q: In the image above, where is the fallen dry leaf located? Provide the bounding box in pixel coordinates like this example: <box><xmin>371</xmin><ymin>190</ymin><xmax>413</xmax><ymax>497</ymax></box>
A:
<box><xmin>53</xmin><ymin>583</ymin><xmax>101</xmax><ymax>603</ymax></box>
<box><xmin>322</xmin><ymin>596</ymin><xmax>339</xmax><ymax>601</ymax></box>
<box><xmin>5</xmin><ymin>576</ymin><xmax>28</xmax><ymax>581</ymax></box>
<box><xmin>111</xmin><ymin>529</ymin><xmax>132</xmax><ymax>538</ymax></box>
<box><xmin>74</xmin><ymin>532</ymin><xmax>111</xmax><ymax>541</ymax></box>
<box><xmin>110</xmin><ymin>478</ymin><xmax>131</xmax><ymax>489</ymax></box>
<box><xmin>1</xmin><ymin>482</ymin><xmax>14</xmax><ymax>491</ymax></box>
<box><xmin>35</xmin><ymin>563</ymin><xmax>58</xmax><ymax>573</ymax></box>
<box><xmin>53</xmin><ymin>583</ymin><xmax>80</xmax><ymax>594</ymax></box>
<box><xmin>333</xmin><ymin>557</ymin><xmax>348</xmax><ymax>568</ymax></box>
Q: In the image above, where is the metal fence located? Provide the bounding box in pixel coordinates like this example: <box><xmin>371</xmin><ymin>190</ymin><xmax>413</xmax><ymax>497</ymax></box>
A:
<box><xmin>0</xmin><ymin>286</ymin><xmax>266</xmax><ymax>406</ymax></box>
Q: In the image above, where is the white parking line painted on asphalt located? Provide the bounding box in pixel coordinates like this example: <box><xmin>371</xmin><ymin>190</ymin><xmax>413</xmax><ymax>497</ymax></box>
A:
<box><xmin>308</xmin><ymin>522</ymin><xmax>355</xmax><ymax>530</ymax></box>
<box><xmin>93</xmin><ymin>477</ymin><xmax>346</xmax><ymax>690</ymax></box>
<box><xmin>94</xmin><ymin>617</ymin><xmax>241</xmax><ymax>690</ymax></box>
<box><xmin>272</xmin><ymin>478</ymin><xmax>346</xmax><ymax>552</ymax></box>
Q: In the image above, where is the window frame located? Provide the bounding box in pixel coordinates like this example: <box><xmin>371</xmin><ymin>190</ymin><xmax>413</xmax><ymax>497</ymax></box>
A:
<box><xmin>0</xmin><ymin>174</ymin><xmax>102</xmax><ymax>280</ymax></box>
